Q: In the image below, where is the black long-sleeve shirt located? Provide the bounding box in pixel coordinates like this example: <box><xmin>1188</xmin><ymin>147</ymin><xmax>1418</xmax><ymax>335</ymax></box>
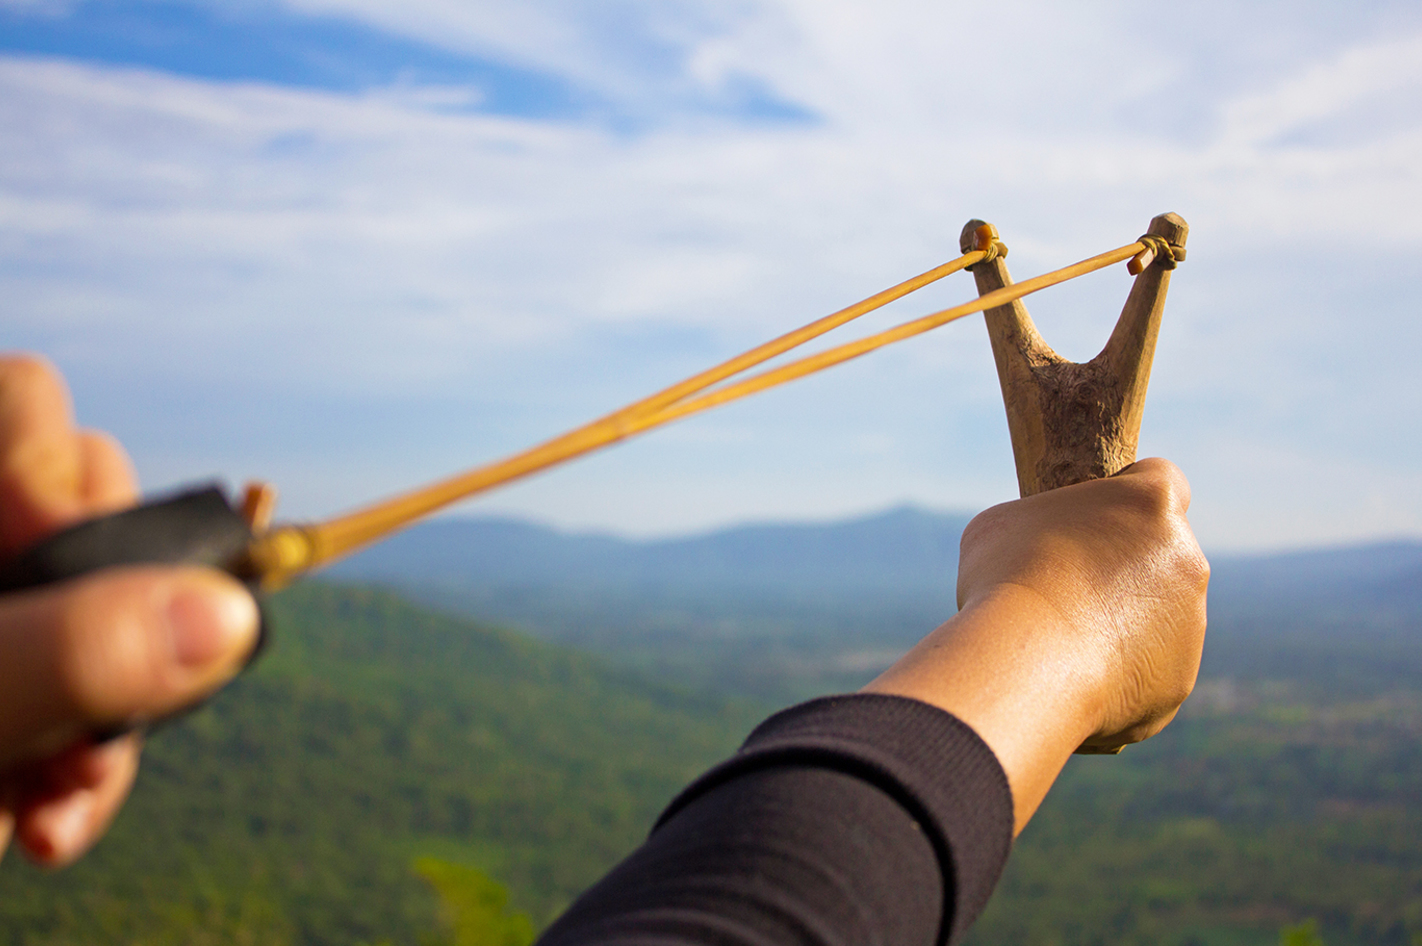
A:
<box><xmin>539</xmin><ymin>694</ymin><xmax>1014</xmax><ymax>946</ymax></box>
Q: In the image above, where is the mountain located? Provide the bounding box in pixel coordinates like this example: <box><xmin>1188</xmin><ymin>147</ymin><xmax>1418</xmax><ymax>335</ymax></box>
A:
<box><xmin>1209</xmin><ymin>540</ymin><xmax>1422</xmax><ymax>612</ymax></box>
<box><xmin>332</xmin><ymin>505</ymin><xmax>1422</xmax><ymax>615</ymax></box>
<box><xmin>329</xmin><ymin>507</ymin><xmax>1422</xmax><ymax>698</ymax></box>
<box><xmin>2</xmin><ymin>509</ymin><xmax>1420</xmax><ymax>945</ymax></box>
<box><xmin>1201</xmin><ymin>542</ymin><xmax>1422</xmax><ymax>696</ymax></box>
<box><xmin>330</xmin><ymin>504</ymin><xmax>974</xmax><ymax>596</ymax></box>
<box><xmin>327</xmin><ymin>505</ymin><xmax>972</xmax><ymax>699</ymax></box>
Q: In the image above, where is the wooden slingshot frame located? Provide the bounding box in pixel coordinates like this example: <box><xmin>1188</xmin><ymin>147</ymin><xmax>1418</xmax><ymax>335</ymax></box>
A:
<box><xmin>961</xmin><ymin>213</ymin><xmax>1189</xmax><ymax>497</ymax></box>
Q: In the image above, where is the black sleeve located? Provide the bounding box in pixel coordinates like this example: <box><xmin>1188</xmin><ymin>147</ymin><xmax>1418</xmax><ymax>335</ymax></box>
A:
<box><xmin>537</xmin><ymin>693</ymin><xmax>1014</xmax><ymax>946</ymax></box>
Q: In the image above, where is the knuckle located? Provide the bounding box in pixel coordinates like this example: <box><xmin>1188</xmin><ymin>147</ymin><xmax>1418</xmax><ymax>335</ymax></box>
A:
<box><xmin>960</xmin><ymin>502</ymin><xmax>1011</xmax><ymax>550</ymax></box>
<box><xmin>1171</xmin><ymin>539</ymin><xmax>1211</xmax><ymax>597</ymax></box>
<box><xmin>1189</xmin><ymin>548</ymin><xmax>1211</xmax><ymax>592</ymax></box>
<box><xmin>1122</xmin><ymin>458</ymin><xmax>1190</xmax><ymax>519</ymax></box>
<box><xmin>1139</xmin><ymin>477</ymin><xmax>1178</xmax><ymax>520</ymax></box>
<box><xmin>1169</xmin><ymin>669</ymin><xmax>1198</xmax><ymax>707</ymax></box>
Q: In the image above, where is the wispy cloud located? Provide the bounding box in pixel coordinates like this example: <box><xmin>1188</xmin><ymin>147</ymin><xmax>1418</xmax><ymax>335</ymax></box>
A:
<box><xmin>2</xmin><ymin>0</ymin><xmax>1422</xmax><ymax>547</ymax></box>
<box><xmin>1219</xmin><ymin>31</ymin><xmax>1422</xmax><ymax>148</ymax></box>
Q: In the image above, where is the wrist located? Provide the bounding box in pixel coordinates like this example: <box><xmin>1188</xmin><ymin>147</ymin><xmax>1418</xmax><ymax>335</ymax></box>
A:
<box><xmin>862</xmin><ymin>584</ymin><xmax>1104</xmax><ymax>832</ymax></box>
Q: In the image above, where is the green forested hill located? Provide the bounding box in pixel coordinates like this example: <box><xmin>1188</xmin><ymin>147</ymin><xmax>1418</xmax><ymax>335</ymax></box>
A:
<box><xmin>970</xmin><ymin>683</ymin><xmax>1422</xmax><ymax>946</ymax></box>
<box><xmin>2</xmin><ymin>581</ymin><xmax>1420</xmax><ymax>946</ymax></box>
<box><xmin>0</xmin><ymin>583</ymin><xmax>766</xmax><ymax>945</ymax></box>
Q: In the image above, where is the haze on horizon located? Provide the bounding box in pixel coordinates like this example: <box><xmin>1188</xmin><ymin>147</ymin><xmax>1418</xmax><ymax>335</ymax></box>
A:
<box><xmin>3</xmin><ymin>0</ymin><xmax>1421</xmax><ymax>553</ymax></box>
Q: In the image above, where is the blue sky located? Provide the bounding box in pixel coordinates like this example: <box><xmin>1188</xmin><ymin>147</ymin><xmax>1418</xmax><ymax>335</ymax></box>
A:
<box><xmin>3</xmin><ymin>0</ymin><xmax>1422</xmax><ymax>550</ymax></box>
<box><xmin>0</xmin><ymin>0</ymin><xmax>811</xmax><ymax>122</ymax></box>
<box><xmin>0</xmin><ymin>1</ymin><xmax>584</xmax><ymax>116</ymax></box>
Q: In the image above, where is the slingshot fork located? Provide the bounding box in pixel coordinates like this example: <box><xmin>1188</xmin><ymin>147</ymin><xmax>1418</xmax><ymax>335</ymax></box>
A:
<box><xmin>961</xmin><ymin>213</ymin><xmax>1188</xmax><ymax>498</ymax></box>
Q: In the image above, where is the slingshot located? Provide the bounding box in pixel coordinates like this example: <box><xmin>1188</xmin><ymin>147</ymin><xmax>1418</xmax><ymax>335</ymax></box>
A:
<box><xmin>0</xmin><ymin>212</ymin><xmax>1189</xmax><ymax>596</ymax></box>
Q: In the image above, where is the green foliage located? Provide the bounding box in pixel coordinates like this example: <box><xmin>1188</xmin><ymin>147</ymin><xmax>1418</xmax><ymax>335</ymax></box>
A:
<box><xmin>0</xmin><ymin>579</ymin><xmax>1419</xmax><ymax>946</ymax></box>
<box><xmin>1282</xmin><ymin>920</ymin><xmax>1325</xmax><ymax>946</ymax></box>
<box><xmin>964</xmin><ymin>684</ymin><xmax>1422</xmax><ymax>946</ymax></box>
<box><xmin>0</xmin><ymin>582</ymin><xmax>763</xmax><ymax>945</ymax></box>
<box><xmin>413</xmin><ymin>858</ymin><xmax>535</xmax><ymax>946</ymax></box>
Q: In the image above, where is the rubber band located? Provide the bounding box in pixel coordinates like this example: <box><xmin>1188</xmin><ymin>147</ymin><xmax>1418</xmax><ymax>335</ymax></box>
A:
<box><xmin>247</xmin><ymin>234</ymin><xmax>1165</xmax><ymax>587</ymax></box>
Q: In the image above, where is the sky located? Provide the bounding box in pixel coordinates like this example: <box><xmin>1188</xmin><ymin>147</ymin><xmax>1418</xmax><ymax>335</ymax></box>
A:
<box><xmin>3</xmin><ymin>0</ymin><xmax>1422</xmax><ymax>551</ymax></box>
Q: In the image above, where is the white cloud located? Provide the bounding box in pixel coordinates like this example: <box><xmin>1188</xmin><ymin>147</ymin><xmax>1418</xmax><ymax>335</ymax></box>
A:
<box><xmin>4</xmin><ymin>2</ymin><xmax>1422</xmax><ymax>547</ymax></box>
<box><xmin>1219</xmin><ymin>31</ymin><xmax>1422</xmax><ymax>148</ymax></box>
<box><xmin>280</xmin><ymin>0</ymin><xmax>767</xmax><ymax>111</ymax></box>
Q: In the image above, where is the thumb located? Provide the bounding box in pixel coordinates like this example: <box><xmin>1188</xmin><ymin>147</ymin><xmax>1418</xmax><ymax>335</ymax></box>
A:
<box><xmin>0</xmin><ymin>567</ymin><xmax>258</xmax><ymax>766</ymax></box>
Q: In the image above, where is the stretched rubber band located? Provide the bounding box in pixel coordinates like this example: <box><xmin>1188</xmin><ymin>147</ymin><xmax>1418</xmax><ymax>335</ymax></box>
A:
<box><xmin>247</xmin><ymin>234</ymin><xmax>1163</xmax><ymax>586</ymax></box>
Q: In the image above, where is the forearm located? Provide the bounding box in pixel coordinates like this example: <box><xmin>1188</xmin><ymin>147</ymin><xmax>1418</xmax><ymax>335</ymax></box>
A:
<box><xmin>538</xmin><ymin>695</ymin><xmax>1014</xmax><ymax>946</ymax></box>
<box><xmin>862</xmin><ymin>584</ymin><xmax>1099</xmax><ymax>833</ymax></box>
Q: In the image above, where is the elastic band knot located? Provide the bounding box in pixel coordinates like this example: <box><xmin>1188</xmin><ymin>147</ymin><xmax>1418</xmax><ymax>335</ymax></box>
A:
<box><xmin>977</xmin><ymin>238</ymin><xmax>1008</xmax><ymax>266</ymax></box>
<box><xmin>1135</xmin><ymin>234</ymin><xmax>1183</xmax><ymax>271</ymax></box>
<box><xmin>965</xmin><ymin>223</ymin><xmax>1009</xmax><ymax>271</ymax></box>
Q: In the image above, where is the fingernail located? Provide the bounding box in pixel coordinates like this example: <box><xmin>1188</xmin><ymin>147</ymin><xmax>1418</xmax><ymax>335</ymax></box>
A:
<box><xmin>166</xmin><ymin>573</ymin><xmax>259</xmax><ymax>669</ymax></box>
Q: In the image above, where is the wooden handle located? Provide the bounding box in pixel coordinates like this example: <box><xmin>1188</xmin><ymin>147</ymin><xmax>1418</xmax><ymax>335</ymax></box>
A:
<box><xmin>961</xmin><ymin>213</ymin><xmax>1188</xmax><ymax>497</ymax></box>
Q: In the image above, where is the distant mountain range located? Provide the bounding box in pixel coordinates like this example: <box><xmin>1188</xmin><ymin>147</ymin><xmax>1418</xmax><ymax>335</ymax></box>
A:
<box><xmin>1209</xmin><ymin>540</ymin><xmax>1422</xmax><ymax>611</ymax></box>
<box><xmin>331</xmin><ymin>504</ymin><xmax>1422</xmax><ymax>610</ymax></box>
<box><xmin>330</xmin><ymin>505</ymin><xmax>974</xmax><ymax>597</ymax></box>
<box><xmin>327</xmin><ymin>505</ymin><xmax>1422</xmax><ymax>699</ymax></box>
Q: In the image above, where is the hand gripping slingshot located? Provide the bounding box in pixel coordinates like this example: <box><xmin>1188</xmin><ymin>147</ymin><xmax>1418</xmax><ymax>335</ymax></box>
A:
<box><xmin>0</xmin><ymin>212</ymin><xmax>1188</xmax><ymax>736</ymax></box>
